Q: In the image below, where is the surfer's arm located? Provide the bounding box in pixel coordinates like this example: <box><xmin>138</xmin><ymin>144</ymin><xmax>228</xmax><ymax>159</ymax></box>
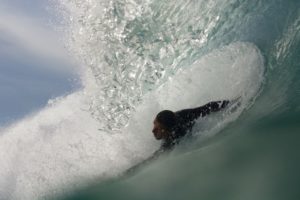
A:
<box><xmin>194</xmin><ymin>100</ymin><xmax>229</xmax><ymax>118</ymax></box>
<box><xmin>177</xmin><ymin>100</ymin><xmax>229</xmax><ymax>122</ymax></box>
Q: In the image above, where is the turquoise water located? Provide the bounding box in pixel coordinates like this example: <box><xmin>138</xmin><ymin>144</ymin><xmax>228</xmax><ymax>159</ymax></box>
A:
<box><xmin>52</xmin><ymin>0</ymin><xmax>300</xmax><ymax>199</ymax></box>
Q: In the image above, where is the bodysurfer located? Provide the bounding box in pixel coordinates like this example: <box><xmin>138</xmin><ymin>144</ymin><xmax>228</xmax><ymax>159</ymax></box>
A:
<box><xmin>125</xmin><ymin>100</ymin><xmax>231</xmax><ymax>175</ymax></box>
<box><xmin>152</xmin><ymin>100</ymin><xmax>230</xmax><ymax>151</ymax></box>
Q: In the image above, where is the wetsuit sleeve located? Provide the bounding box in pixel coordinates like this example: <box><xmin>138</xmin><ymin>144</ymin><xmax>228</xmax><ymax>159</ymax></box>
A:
<box><xmin>176</xmin><ymin>100</ymin><xmax>229</xmax><ymax>123</ymax></box>
<box><xmin>194</xmin><ymin>100</ymin><xmax>229</xmax><ymax>117</ymax></box>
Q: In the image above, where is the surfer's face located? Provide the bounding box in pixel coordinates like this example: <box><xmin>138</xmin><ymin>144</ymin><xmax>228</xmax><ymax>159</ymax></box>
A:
<box><xmin>152</xmin><ymin>119</ymin><xmax>169</xmax><ymax>140</ymax></box>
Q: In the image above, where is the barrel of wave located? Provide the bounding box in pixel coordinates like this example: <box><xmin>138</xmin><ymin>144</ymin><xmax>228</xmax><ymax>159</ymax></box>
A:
<box><xmin>128</xmin><ymin>42</ymin><xmax>265</xmax><ymax>140</ymax></box>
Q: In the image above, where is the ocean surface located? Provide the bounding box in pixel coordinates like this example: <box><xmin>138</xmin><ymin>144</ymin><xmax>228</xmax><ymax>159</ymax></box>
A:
<box><xmin>1</xmin><ymin>0</ymin><xmax>300</xmax><ymax>199</ymax></box>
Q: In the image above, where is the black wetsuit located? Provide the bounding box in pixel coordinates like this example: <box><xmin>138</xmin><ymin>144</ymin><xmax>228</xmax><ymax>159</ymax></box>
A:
<box><xmin>162</xmin><ymin>100</ymin><xmax>229</xmax><ymax>149</ymax></box>
<box><xmin>126</xmin><ymin>100</ymin><xmax>230</xmax><ymax>173</ymax></box>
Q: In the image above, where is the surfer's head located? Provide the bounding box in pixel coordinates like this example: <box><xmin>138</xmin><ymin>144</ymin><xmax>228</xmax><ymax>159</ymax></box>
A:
<box><xmin>152</xmin><ymin>110</ymin><xmax>176</xmax><ymax>140</ymax></box>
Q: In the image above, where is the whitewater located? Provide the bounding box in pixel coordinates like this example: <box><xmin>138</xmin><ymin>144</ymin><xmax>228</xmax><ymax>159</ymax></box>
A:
<box><xmin>1</xmin><ymin>0</ymin><xmax>300</xmax><ymax>200</ymax></box>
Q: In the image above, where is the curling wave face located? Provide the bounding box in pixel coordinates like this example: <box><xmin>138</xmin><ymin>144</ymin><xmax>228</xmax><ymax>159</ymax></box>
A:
<box><xmin>57</xmin><ymin>0</ymin><xmax>264</xmax><ymax>130</ymax></box>
<box><xmin>1</xmin><ymin>0</ymin><xmax>300</xmax><ymax>199</ymax></box>
<box><xmin>0</xmin><ymin>41</ymin><xmax>264</xmax><ymax>200</ymax></box>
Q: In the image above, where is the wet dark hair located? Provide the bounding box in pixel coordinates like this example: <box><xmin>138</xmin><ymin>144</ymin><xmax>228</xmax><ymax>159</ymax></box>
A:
<box><xmin>156</xmin><ymin>110</ymin><xmax>177</xmax><ymax>131</ymax></box>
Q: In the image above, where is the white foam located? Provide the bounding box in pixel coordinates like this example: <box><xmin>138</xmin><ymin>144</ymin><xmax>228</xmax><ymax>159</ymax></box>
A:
<box><xmin>0</xmin><ymin>42</ymin><xmax>264</xmax><ymax>199</ymax></box>
<box><xmin>159</xmin><ymin>42</ymin><xmax>263</xmax><ymax>109</ymax></box>
<box><xmin>134</xmin><ymin>42</ymin><xmax>264</xmax><ymax>127</ymax></box>
<box><xmin>0</xmin><ymin>92</ymin><xmax>158</xmax><ymax>199</ymax></box>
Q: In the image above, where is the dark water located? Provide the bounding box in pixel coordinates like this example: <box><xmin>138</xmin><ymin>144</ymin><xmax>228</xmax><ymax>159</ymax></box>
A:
<box><xmin>55</xmin><ymin>0</ymin><xmax>300</xmax><ymax>199</ymax></box>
